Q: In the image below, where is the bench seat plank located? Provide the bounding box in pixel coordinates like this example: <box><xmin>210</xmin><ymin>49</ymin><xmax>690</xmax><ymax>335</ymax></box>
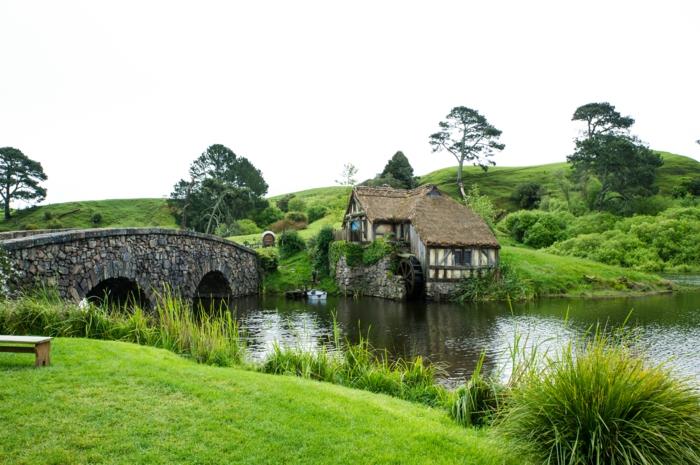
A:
<box><xmin>0</xmin><ymin>335</ymin><xmax>53</xmax><ymax>344</ymax></box>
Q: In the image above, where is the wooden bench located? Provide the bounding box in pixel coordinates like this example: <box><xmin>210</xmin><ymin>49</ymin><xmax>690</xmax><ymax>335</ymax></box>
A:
<box><xmin>0</xmin><ymin>336</ymin><xmax>53</xmax><ymax>367</ymax></box>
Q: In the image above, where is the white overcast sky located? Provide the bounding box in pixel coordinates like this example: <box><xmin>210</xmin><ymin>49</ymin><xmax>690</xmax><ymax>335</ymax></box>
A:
<box><xmin>1</xmin><ymin>1</ymin><xmax>698</xmax><ymax>204</ymax></box>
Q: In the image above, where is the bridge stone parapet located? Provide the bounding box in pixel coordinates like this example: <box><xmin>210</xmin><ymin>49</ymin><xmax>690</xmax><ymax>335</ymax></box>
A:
<box><xmin>1</xmin><ymin>228</ymin><xmax>260</xmax><ymax>305</ymax></box>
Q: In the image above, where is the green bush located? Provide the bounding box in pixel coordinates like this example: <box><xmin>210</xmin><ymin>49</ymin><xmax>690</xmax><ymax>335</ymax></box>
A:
<box><xmin>43</xmin><ymin>211</ymin><xmax>54</xmax><ymax>221</ymax></box>
<box><xmin>311</xmin><ymin>226</ymin><xmax>334</xmax><ymax>276</ymax></box>
<box><xmin>253</xmin><ymin>205</ymin><xmax>284</xmax><ymax>228</ymax></box>
<box><xmin>269</xmin><ymin>218</ymin><xmax>307</xmax><ymax>233</ymax></box>
<box><xmin>307</xmin><ymin>205</ymin><xmax>328</xmax><ymax>223</ymax></box>
<box><xmin>47</xmin><ymin>220</ymin><xmax>64</xmax><ymax>230</ymax></box>
<box><xmin>362</xmin><ymin>238</ymin><xmax>392</xmax><ymax>266</ymax></box>
<box><xmin>501</xmin><ymin>333</ymin><xmax>700</xmax><ymax>465</ymax></box>
<box><xmin>284</xmin><ymin>211</ymin><xmax>308</xmax><ymax>223</ymax></box>
<box><xmin>235</xmin><ymin>218</ymin><xmax>261</xmax><ymax>235</ymax></box>
<box><xmin>91</xmin><ymin>212</ymin><xmax>103</xmax><ymax>225</ymax></box>
<box><xmin>257</xmin><ymin>247</ymin><xmax>279</xmax><ymax>273</ymax></box>
<box><xmin>329</xmin><ymin>240</ymin><xmax>364</xmax><ymax>273</ymax></box>
<box><xmin>278</xmin><ymin>230</ymin><xmax>306</xmax><ymax>258</ymax></box>
<box><xmin>502</xmin><ymin>210</ymin><xmax>571</xmax><ymax>248</ymax></box>
<box><xmin>512</xmin><ymin>182</ymin><xmax>543</xmax><ymax>209</ymax></box>
<box><xmin>287</xmin><ymin>197</ymin><xmax>307</xmax><ymax>213</ymax></box>
<box><xmin>22</xmin><ymin>223</ymin><xmax>39</xmax><ymax>230</ymax></box>
<box><xmin>454</xmin><ymin>263</ymin><xmax>531</xmax><ymax>302</ymax></box>
<box><xmin>275</xmin><ymin>194</ymin><xmax>295</xmax><ymax>213</ymax></box>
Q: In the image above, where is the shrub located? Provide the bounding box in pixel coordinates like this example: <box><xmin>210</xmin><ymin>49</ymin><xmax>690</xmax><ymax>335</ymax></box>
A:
<box><xmin>362</xmin><ymin>238</ymin><xmax>392</xmax><ymax>266</ymax></box>
<box><xmin>454</xmin><ymin>263</ymin><xmax>530</xmax><ymax>302</ymax></box>
<box><xmin>512</xmin><ymin>182</ymin><xmax>543</xmax><ymax>209</ymax></box>
<box><xmin>268</xmin><ymin>218</ymin><xmax>307</xmax><ymax>233</ymax></box>
<box><xmin>235</xmin><ymin>219</ymin><xmax>261</xmax><ymax>235</ymax></box>
<box><xmin>307</xmin><ymin>205</ymin><xmax>328</xmax><ymax>223</ymax></box>
<box><xmin>287</xmin><ymin>197</ymin><xmax>306</xmax><ymax>213</ymax></box>
<box><xmin>465</xmin><ymin>184</ymin><xmax>496</xmax><ymax>229</ymax></box>
<box><xmin>329</xmin><ymin>240</ymin><xmax>363</xmax><ymax>272</ymax></box>
<box><xmin>253</xmin><ymin>205</ymin><xmax>283</xmax><ymax>228</ymax></box>
<box><xmin>501</xmin><ymin>333</ymin><xmax>700</xmax><ymax>465</ymax></box>
<box><xmin>311</xmin><ymin>226</ymin><xmax>334</xmax><ymax>276</ymax></box>
<box><xmin>284</xmin><ymin>211</ymin><xmax>308</xmax><ymax>223</ymax></box>
<box><xmin>43</xmin><ymin>211</ymin><xmax>54</xmax><ymax>221</ymax></box>
<box><xmin>278</xmin><ymin>230</ymin><xmax>306</xmax><ymax>258</ymax></box>
<box><xmin>91</xmin><ymin>212</ymin><xmax>103</xmax><ymax>225</ymax></box>
<box><xmin>47</xmin><ymin>220</ymin><xmax>64</xmax><ymax>230</ymax></box>
<box><xmin>522</xmin><ymin>214</ymin><xmax>568</xmax><ymax>248</ymax></box>
<box><xmin>257</xmin><ymin>247</ymin><xmax>279</xmax><ymax>273</ymax></box>
<box><xmin>276</xmin><ymin>194</ymin><xmax>295</xmax><ymax>212</ymax></box>
<box><xmin>22</xmin><ymin>223</ymin><xmax>39</xmax><ymax>230</ymax></box>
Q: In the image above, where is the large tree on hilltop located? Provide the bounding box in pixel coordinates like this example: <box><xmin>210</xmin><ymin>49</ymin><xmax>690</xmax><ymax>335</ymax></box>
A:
<box><xmin>572</xmin><ymin>102</ymin><xmax>635</xmax><ymax>138</ymax></box>
<box><xmin>568</xmin><ymin>103</ymin><xmax>662</xmax><ymax>212</ymax></box>
<box><xmin>429</xmin><ymin>106</ymin><xmax>504</xmax><ymax>199</ymax></box>
<box><xmin>379</xmin><ymin>151</ymin><xmax>417</xmax><ymax>189</ymax></box>
<box><xmin>170</xmin><ymin>144</ymin><xmax>268</xmax><ymax>234</ymax></box>
<box><xmin>0</xmin><ymin>147</ymin><xmax>48</xmax><ymax>220</ymax></box>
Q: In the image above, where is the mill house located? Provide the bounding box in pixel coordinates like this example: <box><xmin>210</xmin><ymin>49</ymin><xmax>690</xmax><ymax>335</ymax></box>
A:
<box><xmin>340</xmin><ymin>184</ymin><xmax>500</xmax><ymax>299</ymax></box>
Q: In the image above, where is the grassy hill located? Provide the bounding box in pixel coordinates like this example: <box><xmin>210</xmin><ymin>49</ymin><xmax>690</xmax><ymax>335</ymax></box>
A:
<box><xmin>0</xmin><ymin>198</ymin><xmax>178</xmax><ymax>232</ymax></box>
<box><xmin>0</xmin><ymin>338</ymin><xmax>521</xmax><ymax>465</ymax></box>
<box><xmin>419</xmin><ymin>152</ymin><xmax>700</xmax><ymax>210</ymax></box>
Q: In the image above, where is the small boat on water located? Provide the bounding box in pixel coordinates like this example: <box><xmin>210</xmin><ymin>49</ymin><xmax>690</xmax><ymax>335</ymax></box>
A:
<box><xmin>306</xmin><ymin>289</ymin><xmax>327</xmax><ymax>301</ymax></box>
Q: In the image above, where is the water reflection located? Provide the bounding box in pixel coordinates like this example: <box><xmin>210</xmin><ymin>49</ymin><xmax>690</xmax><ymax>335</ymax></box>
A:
<box><xmin>229</xmin><ymin>289</ymin><xmax>700</xmax><ymax>387</ymax></box>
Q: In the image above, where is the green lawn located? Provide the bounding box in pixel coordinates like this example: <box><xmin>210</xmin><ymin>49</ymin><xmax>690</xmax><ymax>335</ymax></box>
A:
<box><xmin>501</xmin><ymin>245</ymin><xmax>672</xmax><ymax>298</ymax></box>
<box><xmin>0</xmin><ymin>338</ymin><xmax>522</xmax><ymax>465</ymax></box>
<box><xmin>0</xmin><ymin>198</ymin><xmax>178</xmax><ymax>232</ymax></box>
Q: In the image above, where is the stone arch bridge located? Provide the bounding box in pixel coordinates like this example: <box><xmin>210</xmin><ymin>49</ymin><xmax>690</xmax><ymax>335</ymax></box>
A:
<box><xmin>1</xmin><ymin>228</ymin><xmax>260</xmax><ymax>307</ymax></box>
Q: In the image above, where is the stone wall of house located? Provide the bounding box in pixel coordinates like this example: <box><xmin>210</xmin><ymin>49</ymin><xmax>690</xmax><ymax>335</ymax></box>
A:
<box><xmin>334</xmin><ymin>256</ymin><xmax>406</xmax><ymax>300</ymax></box>
<box><xmin>1</xmin><ymin>228</ymin><xmax>260</xmax><ymax>304</ymax></box>
<box><xmin>425</xmin><ymin>282</ymin><xmax>460</xmax><ymax>302</ymax></box>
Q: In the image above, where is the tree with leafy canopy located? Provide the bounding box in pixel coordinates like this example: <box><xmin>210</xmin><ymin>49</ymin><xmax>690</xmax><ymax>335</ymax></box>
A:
<box><xmin>0</xmin><ymin>147</ymin><xmax>48</xmax><ymax>220</ymax></box>
<box><xmin>429</xmin><ymin>106</ymin><xmax>504</xmax><ymax>199</ymax></box>
<box><xmin>170</xmin><ymin>144</ymin><xmax>268</xmax><ymax>234</ymax></box>
<box><xmin>336</xmin><ymin>163</ymin><xmax>358</xmax><ymax>186</ymax></box>
<box><xmin>568</xmin><ymin>103</ymin><xmax>662</xmax><ymax>212</ymax></box>
<box><xmin>512</xmin><ymin>182</ymin><xmax>543</xmax><ymax>210</ymax></box>
<box><xmin>378</xmin><ymin>151</ymin><xmax>417</xmax><ymax>189</ymax></box>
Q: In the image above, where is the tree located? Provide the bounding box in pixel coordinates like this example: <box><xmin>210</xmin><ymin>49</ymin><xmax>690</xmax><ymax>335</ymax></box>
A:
<box><xmin>336</xmin><ymin>163</ymin><xmax>358</xmax><ymax>186</ymax></box>
<box><xmin>569</xmin><ymin>103</ymin><xmax>663</xmax><ymax>213</ymax></box>
<box><xmin>170</xmin><ymin>144</ymin><xmax>268</xmax><ymax>234</ymax></box>
<box><xmin>0</xmin><ymin>147</ymin><xmax>48</xmax><ymax>220</ymax></box>
<box><xmin>512</xmin><ymin>182</ymin><xmax>543</xmax><ymax>210</ymax></box>
<box><xmin>429</xmin><ymin>106</ymin><xmax>504</xmax><ymax>199</ymax></box>
<box><xmin>378</xmin><ymin>151</ymin><xmax>417</xmax><ymax>189</ymax></box>
<box><xmin>572</xmin><ymin>102</ymin><xmax>634</xmax><ymax>138</ymax></box>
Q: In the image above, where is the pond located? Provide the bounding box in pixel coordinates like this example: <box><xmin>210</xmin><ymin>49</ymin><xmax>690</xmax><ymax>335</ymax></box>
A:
<box><xmin>230</xmin><ymin>284</ymin><xmax>700</xmax><ymax>387</ymax></box>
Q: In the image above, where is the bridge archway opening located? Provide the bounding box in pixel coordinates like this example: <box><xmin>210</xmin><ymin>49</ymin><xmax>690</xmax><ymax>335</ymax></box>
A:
<box><xmin>193</xmin><ymin>271</ymin><xmax>232</xmax><ymax>311</ymax></box>
<box><xmin>86</xmin><ymin>277</ymin><xmax>150</xmax><ymax>310</ymax></box>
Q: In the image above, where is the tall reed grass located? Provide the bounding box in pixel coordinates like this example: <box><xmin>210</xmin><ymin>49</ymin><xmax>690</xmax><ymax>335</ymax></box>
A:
<box><xmin>261</xmin><ymin>321</ymin><xmax>447</xmax><ymax>408</ymax></box>
<box><xmin>0</xmin><ymin>288</ymin><xmax>245</xmax><ymax>366</ymax></box>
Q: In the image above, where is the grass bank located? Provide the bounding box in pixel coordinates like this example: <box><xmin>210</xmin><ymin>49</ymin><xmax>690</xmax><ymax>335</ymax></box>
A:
<box><xmin>0</xmin><ymin>198</ymin><xmax>177</xmax><ymax>231</ymax></box>
<box><xmin>0</xmin><ymin>338</ymin><xmax>521</xmax><ymax>465</ymax></box>
<box><xmin>500</xmin><ymin>245</ymin><xmax>673</xmax><ymax>298</ymax></box>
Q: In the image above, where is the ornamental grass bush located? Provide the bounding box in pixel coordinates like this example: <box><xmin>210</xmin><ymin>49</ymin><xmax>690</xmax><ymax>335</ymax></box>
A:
<box><xmin>500</xmin><ymin>333</ymin><xmax>700</xmax><ymax>465</ymax></box>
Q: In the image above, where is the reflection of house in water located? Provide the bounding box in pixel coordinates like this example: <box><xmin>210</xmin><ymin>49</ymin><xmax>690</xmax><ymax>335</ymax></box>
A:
<box><xmin>340</xmin><ymin>184</ymin><xmax>500</xmax><ymax>299</ymax></box>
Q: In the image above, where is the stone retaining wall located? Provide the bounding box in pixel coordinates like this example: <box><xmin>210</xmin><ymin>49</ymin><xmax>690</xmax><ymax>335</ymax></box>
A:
<box><xmin>334</xmin><ymin>256</ymin><xmax>406</xmax><ymax>300</ymax></box>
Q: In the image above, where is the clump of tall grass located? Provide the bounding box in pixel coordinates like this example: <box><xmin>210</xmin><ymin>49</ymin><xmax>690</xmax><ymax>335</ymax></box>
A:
<box><xmin>500</xmin><ymin>331</ymin><xmax>700</xmax><ymax>465</ymax></box>
<box><xmin>450</xmin><ymin>353</ymin><xmax>505</xmax><ymax>427</ymax></box>
<box><xmin>261</xmin><ymin>322</ymin><xmax>447</xmax><ymax>408</ymax></box>
<box><xmin>0</xmin><ymin>288</ymin><xmax>245</xmax><ymax>367</ymax></box>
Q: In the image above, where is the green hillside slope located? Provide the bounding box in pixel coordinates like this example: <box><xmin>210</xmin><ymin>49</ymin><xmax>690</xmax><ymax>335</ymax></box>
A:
<box><xmin>0</xmin><ymin>338</ymin><xmax>521</xmax><ymax>465</ymax></box>
<box><xmin>419</xmin><ymin>152</ymin><xmax>700</xmax><ymax>210</ymax></box>
<box><xmin>0</xmin><ymin>198</ymin><xmax>178</xmax><ymax>232</ymax></box>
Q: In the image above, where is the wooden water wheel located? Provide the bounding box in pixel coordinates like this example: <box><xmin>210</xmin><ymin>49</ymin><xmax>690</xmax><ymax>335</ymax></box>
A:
<box><xmin>398</xmin><ymin>255</ymin><xmax>424</xmax><ymax>298</ymax></box>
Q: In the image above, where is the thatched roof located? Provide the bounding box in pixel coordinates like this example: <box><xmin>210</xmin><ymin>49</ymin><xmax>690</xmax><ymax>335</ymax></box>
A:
<box><xmin>347</xmin><ymin>185</ymin><xmax>499</xmax><ymax>248</ymax></box>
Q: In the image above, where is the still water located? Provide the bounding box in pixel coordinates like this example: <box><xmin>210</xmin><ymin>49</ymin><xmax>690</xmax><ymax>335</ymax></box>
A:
<box><xmin>230</xmin><ymin>286</ymin><xmax>700</xmax><ymax>386</ymax></box>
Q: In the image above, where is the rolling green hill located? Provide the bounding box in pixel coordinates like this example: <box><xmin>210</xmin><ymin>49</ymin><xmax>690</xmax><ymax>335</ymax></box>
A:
<box><xmin>0</xmin><ymin>198</ymin><xmax>178</xmax><ymax>232</ymax></box>
<box><xmin>419</xmin><ymin>151</ymin><xmax>700</xmax><ymax>210</ymax></box>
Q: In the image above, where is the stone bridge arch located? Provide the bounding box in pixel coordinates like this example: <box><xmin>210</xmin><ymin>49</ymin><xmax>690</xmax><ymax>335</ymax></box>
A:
<box><xmin>1</xmin><ymin>228</ymin><xmax>260</xmax><ymax>305</ymax></box>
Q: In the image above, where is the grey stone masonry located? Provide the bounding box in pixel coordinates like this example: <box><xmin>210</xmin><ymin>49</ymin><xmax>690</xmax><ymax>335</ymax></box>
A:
<box><xmin>1</xmin><ymin>228</ymin><xmax>260</xmax><ymax>304</ymax></box>
<box><xmin>335</xmin><ymin>256</ymin><xmax>406</xmax><ymax>300</ymax></box>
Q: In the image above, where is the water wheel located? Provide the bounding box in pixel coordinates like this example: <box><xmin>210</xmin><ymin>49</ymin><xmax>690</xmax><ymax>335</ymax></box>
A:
<box><xmin>398</xmin><ymin>255</ymin><xmax>424</xmax><ymax>298</ymax></box>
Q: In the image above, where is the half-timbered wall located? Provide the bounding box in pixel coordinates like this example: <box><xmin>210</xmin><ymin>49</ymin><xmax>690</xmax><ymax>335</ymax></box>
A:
<box><xmin>427</xmin><ymin>247</ymin><xmax>498</xmax><ymax>282</ymax></box>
